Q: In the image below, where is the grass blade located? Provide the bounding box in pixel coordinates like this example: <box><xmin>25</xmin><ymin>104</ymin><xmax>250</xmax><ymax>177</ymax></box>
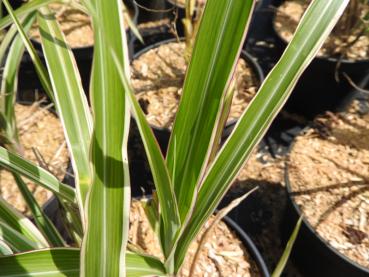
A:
<box><xmin>0</xmin><ymin>221</ymin><xmax>41</xmax><ymax>252</ymax></box>
<box><xmin>0</xmin><ymin>197</ymin><xmax>48</xmax><ymax>248</ymax></box>
<box><xmin>110</xmin><ymin>51</ymin><xmax>181</xmax><ymax>260</ymax></box>
<box><xmin>272</xmin><ymin>217</ymin><xmax>303</xmax><ymax>277</ymax></box>
<box><xmin>174</xmin><ymin>0</ymin><xmax>349</xmax><ymax>271</ymax></box>
<box><xmin>166</xmin><ymin>0</ymin><xmax>256</xmax><ymax>222</ymax></box>
<box><xmin>2</xmin><ymin>0</ymin><xmax>53</xmax><ymax>100</ymax></box>
<box><xmin>81</xmin><ymin>0</ymin><xmax>131</xmax><ymax>276</ymax></box>
<box><xmin>0</xmin><ymin>13</ymin><xmax>36</xmax><ymax>148</ymax></box>
<box><xmin>126</xmin><ymin>252</ymin><xmax>167</xmax><ymax>277</ymax></box>
<box><xmin>0</xmin><ymin>249</ymin><xmax>166</xmax><ymax>277</ymax></box>
<box><xmin>0</xmin><ymin>146</ymin><xmax>75</xmax><ymax>202</ymax></box>
<box><xmin>0</xmin><ymin>11</ymin><xmax>65</xmax><ymax>247</ymax></box>
<box><xmin>37</xmin><ymin>6</ymin><xmax>93</xmax><ymax>212</ymax></box>
<box><xmin>0</xmin><ymin>0</ymin><xmax>55</xmax><ymax>30</ymax></box>
<box><xmin>12</xmin><ymin>174</ymin><xmax>65</xmax><ymax>247</ymax></box>
<box><xmin>0</xmin><ymin>248</ymin><xmax>80</xmax><ymax>277</ymax></box>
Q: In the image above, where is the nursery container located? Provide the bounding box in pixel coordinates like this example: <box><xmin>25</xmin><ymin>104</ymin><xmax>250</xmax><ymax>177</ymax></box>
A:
<box><xmin>284</xmin><ymin>163</ymin><xmax>369</xmax><ymax>277</ymax></box>
<box><xmin>271</xmin><ymin>0</ymin><xmax>369</xmax><ymax>119</ymax></box>
<box><xmin>132</xmin><ymin>38</ymin><xmax>264</xmax><ymax>153</ymax></box>
<box><xmin>282</xmin><ymin>123</ymin><xmax>369</xmax><ymax>277</ymax></box>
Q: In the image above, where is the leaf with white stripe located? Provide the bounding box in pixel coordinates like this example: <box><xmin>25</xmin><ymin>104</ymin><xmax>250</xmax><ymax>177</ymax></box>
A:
<box><xmin>0</xmin><ymin>249</ymin><xmax>166</xmax><ymax>277</ymax></box>
<box><xmin>166</xmin><ymin>0</ymin><xmax>256</xmax><ymax>223</ymax></box>
<box><xmin>0</xmin><ymin>221</ymin><xmax>40</xmax><ymax>252</ymax></box>
<box><xmin>0</xmin><ymin>198</ymin><xmax>48</xmax><ymax>248</ymax></box>
<box><xmin>37</xmin><ymin>6</ymin><xmax>93</xmax><ymax>213</ymax></box>
<box><xmin>0</xmin><ymin>146</ymin><xmax>75</xmax><ymax>203</ymax></box>
<box><xmin>0</xmin><ymin>248</ymin><xmax>80</xmax><ymax>277</ymax></box>
<box><xmin>81</xmin><ymin>0</ymin><xmax>131</xmax><ymax>276</ymax></box>
<box><xmin>0</xmin><ymin>0</ymin><xmax>55</xmax><ymax>30</ymax></box>
<box><xmin>110</xmin><ymin>51</ymin><xmax>181</xmax><ymax>260</ymax></box>
<box><xmin>2</xmin><ymin>0</ymin><xmax>53</xmax><ymax>100</ymax></box>
<box><xmin>0</xmin><ymin>240</ymin><xmax>12</xmax><ymax>256</ymax></box>
<box><xmin>0</xmin><ymin>13</ymin><xmax>36</xmax><ymax>146</ymax></box>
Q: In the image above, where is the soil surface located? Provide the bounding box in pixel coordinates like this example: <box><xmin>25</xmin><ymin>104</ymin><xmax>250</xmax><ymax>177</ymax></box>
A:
<box><xmin>30</xmin><ymin>2</ymin><xmax>130</xmax><ymax>48</ymax></box>
<box><xmin>129</xmin><ymin>200</ymin><xmax>261</xmax><ymax>277</ymax></box>
<box><xmin>288</xmin><ymin>111</ymin><xmax>369</xmax><ymax>269</ymax></box>
<box><xmin>0</xmin><ymin>103</ymin><xmax>69</xmax><ymax>213</ymax></box>
<box><xmin>132</xmin><ymin>41</ymin><xmax>260</xmax><ymax>129</ymax></box>
<box><xmin>274</xmin><ymin>0</ymin><xmax>369</xmax><ymax>61</ymax></box>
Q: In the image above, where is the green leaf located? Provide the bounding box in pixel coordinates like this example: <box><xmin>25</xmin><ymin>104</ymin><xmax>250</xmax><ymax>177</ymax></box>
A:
<box><xmin>110</xmin><ymin>51</ymin><xmax>181</xmax><ymax>260</ymax></box>
<box><xmin>12</xmin><ymin>174</ymin><xmax>65</xmax><ymax>247</ymax></box>
<box><xmin>0</xmin><ymin>11</ymin><xmax>64</xmax><ymax>248</ymax></box>
<box><xmin>272</xmin><ymin>217</ymin><xmax>303</xmax><ymax>277</ymax></box>
<box><xmin>0</xmin><ymin>248</ymin><xmax>80</xmax><ymax>277</ymax></box>
<box><xmin>37</xmin><ymin>6</ymin><xmax>93</xmax><ymax>212</ymax></box>
<box><xmin>174</xmin><ymin>0</ymin><xmax>350</xmax><ymax>272</ymax></box>
<box><xmin>0</xmin><ymin>249</ymin><xmax>166</xmax><ymax>277</ymax></box>
<box><xmin>166</xmin><ymin>0</ymin><xmax>256</xmax><ymax>222</ymax></box>
<box><xmin>0</xmin><ymin>23</ymin><xmax>20</xmax><ymax>65</ymax></box>
<box><xmin>0</xmin><ymin>146</ymin><xmax>75</xmax><ymax>202</ymax></box>
<box><xmin>0</xmin><ymin>197</ymin><xmax>48</xmax><ymax>248</ymax></box>
<box><xmin>81</xmin><ymin>0</ymin><xmax>131</xmax><ymax>276</ymax></box>
<box><xmin>0</xmin><ymin>0</ymin><xmax>56</xmax><ymax>30</ymax></box>
<box><xmin>0</xmin><ymin>13</ymin><xmax>35</xmax><ymax>149</ymax></box>
<box><xmin>126</xmin><ymin>252</ymin><xmax>167</xmax><ymax>277</ymax></box>
<box><xmin>0</xmin><ymin>221</ymin><xmax>41</xmax><ymax>252</ymax></box>
<box><xmin>2</xmin><ymin>0</ymin><xmax>54</xmax><ymax>101</ymax></box>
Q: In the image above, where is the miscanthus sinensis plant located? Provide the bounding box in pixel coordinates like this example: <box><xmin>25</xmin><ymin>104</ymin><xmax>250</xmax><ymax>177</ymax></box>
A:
<box><xmin>0</xmin><ymin>0</ymin><xmax>349</xmax><ymax>276</ymax></box>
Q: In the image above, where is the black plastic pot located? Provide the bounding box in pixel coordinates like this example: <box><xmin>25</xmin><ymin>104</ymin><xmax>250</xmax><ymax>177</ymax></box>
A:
<box><xmin>282</xmin><ymin>129</ymin><xmax>369</xmax><ymax>277</ymax></box>
<box><xmin>270</xmin><ymin>0</ymin><xmax>369</xmax><ymax>119</ymax></box>
<box><xmin>132</xmin><ymin>37</ymin><xmax>265</xmax><ymax>153</ymax></box>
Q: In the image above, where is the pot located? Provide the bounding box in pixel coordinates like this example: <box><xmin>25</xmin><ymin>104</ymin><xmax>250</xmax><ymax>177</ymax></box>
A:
<box><xmin>284</xmin><ymin>161</ymin><xmax>369</xmax><ymax>277</ymax></box>
<box><xmin>271</xmin><ymin>0</ymin><xmax>369</xmax><ymax>119</ymax></box>
<box><xmin>283</xmin><ymin>126</ymin><xmax>369</xmax><ymax>277</ymax></box>
<box><xmin>131</xmin><ymin>37</ymin><xmax>265</xmax><ymax>153</ymax></box>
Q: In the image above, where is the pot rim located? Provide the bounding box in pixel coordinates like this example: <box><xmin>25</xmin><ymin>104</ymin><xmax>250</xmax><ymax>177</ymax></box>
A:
<box><xmin>223</xmin><ymin>215</ymin><xmax>270</xmax><ymax>277</ymax></box>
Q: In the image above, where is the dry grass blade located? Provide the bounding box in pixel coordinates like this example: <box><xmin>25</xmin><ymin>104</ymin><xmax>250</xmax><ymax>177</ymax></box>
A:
<box><xmin>188</xmin><ymin>186</ymin><xmax>258</xmax><ymax>277</ymax></box>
